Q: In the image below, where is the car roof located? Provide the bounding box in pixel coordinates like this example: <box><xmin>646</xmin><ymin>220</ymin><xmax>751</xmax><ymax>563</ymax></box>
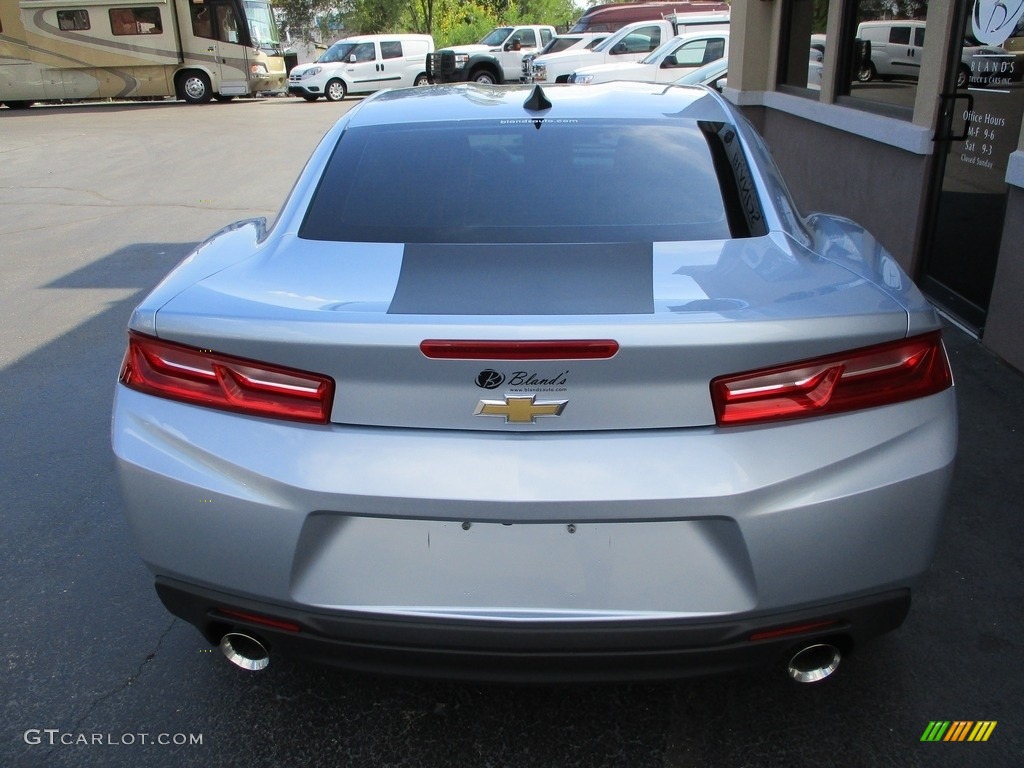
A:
<box><xmin>330</xmin><ymin>33</ymin><xmax>433</xmax><ymax>43</ymax></box>
<box><xmin>346</xmin><ymin>81</ymin><xmax>734</xmax><ymax>128</ymax></box>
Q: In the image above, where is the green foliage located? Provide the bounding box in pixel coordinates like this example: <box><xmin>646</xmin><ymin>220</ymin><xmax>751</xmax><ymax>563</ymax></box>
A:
<box><xmin>432</xmin><ymin>1</ymin><xmax>498</xmax><ymax>46</ymax></box>
<box><xmin>275</xmin><ymin>0</ymin><xmax>581</xmax><ymax>45</ymax></box>
<box><xmin>274</xmin><ymin>0</ymin><xmax>341</xmax><ymax>41</ymax></box>
<box><xmin>855</xmin><ymin>0</ymin><xmax>929</xmax><ymax>23</ymax></box>
<box><xmin>345</xmin><ymin>0</ymin><xmax>408</xmax><ymax>33</ymax></box>
<box><xmin>812</xmin><ymin>0</ymin><xmax>829</xmax><ymax>34</ymax></box>
<box><xmin>430</xmin><ymin>0</ymin><xmax>579</xmax><ymax>47</ymax></box>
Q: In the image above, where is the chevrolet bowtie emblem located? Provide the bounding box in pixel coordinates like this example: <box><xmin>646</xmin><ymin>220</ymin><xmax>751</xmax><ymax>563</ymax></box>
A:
<box><xmin>474</xmin><ymin>394</ymin><xmax>568</xmax><ymax>424</ymax></box>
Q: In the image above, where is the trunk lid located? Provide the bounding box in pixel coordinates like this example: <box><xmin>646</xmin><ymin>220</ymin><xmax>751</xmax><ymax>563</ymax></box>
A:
<box><xmin>150</xmin><ymin>235</ymin><xmax>911</xmax><ymax>431</ymax></box>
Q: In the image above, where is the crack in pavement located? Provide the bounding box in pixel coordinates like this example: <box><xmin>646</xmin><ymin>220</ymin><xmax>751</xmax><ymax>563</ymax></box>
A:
<box><xmin>23</xmin><ymin>617</ymin><xmax>179</xmax><ymax>764</ymax></box>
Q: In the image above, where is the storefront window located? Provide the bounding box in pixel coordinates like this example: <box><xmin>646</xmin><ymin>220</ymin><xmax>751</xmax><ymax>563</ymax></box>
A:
<box><xmin>777</xmin><ymin>0</ymin><xmax>829</xmax><ymax>97</ymax></box>
<box><xmin>920</xmin><ymin>9</ymin><xmax>1024</xmax><ymax>329</ymax></box>
<box><xmin>840</xmin><ymin>0</ymin><xmax>930</xmax><ymax>116</ymax></box>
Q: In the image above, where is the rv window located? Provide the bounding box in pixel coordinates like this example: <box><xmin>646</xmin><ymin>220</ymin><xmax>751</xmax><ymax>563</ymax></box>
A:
<box><xmin>215</xmin><ymin>4</ymin><xmax>238</xmax><ymax>42</ymax></box>
<box><xmin>109</xmin><ymin>7</ymin><xmax>162</xmax><ymax>36</ymax></box>
<box><xmin>191</xmin><ymin>4</ymin><xmax>213</xmax><ymax>39</ymax></box>
<box><xmin>57</xmin><ymin>10</ymin><xmax>90</xmax><ymax>31</ymax></box>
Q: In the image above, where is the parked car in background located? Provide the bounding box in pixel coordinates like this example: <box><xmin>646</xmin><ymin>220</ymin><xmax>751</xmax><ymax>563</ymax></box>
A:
<box><xmin>287</xmin><ymin>34</ymin><xmax>433</xmax><ymax>101</ymax></box>
<box><xmin>538</xmin><ymin>31</ymin><xmax>610</xmax><ymax>55</ymax></box>
<box><xmin>532</xmin><ymin>13</ymin><xmax>728</xmax><ymax>83</ymax></box>
<box><xmin>959</xmin><ymin>39</ymin><xmax>1020</xmax><ymax>87</ymax></box>
<box><xmin>427</xmin><ymin>25</ymin><xmax>556</xmax><ymax>84</ymax></box>
<box><xmin>808</xmin><ymin>39</ymin><xmax>825</xmax><ymax>90</ymax></box>
<box><xmin>856</xmin><ymin>21</ymin><xmax>1022</xmax><ymax>87</ymax></box>
<box><xmin>114</xmin><ymin>80</ymin><xmax>957</xmax><ymax>684</ymax></box>
<box><xmin>522</xmin><ymin>33</ymin><xmax>609</xmax><ymax>81</ymax></box>
<box><xmin>810</xmin><ymin>32</ymin><xmax>826</xmax><ymax>60</ymax></box>
<box><xmin>856</xmin><ymin>20</ymin><xmax>924</xmax><ymax>82</ymax></box>
<box><xmin>673</xmin><ymin>56</ymin><xmax>728</xmax><ymax>89</ymax></box>
<box><xmin>569</xmin><ymin>31</ymin><xmax>727</xmax><ymax>84</ymax></box>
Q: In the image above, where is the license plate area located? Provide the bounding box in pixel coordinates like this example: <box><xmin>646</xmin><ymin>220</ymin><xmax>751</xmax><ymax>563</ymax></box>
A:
<box><xmin>291</xmin><ymin>514</ymin><xmax>756</xmax><ymax>619</ymax></box>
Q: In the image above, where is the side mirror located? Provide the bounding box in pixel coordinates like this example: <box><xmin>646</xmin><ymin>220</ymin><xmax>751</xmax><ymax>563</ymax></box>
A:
<box><xmin>713</xmin><ymin>77</ymin><xmax>727</xmax><ymax>92</ymax></box>
<box><xmin>348</xmin><ymin>54</ymin><xmax>357</xmax><ymax>63</ymax></box>
<box><xmin>611</xmin><ymin>43</ymin><xmax>626</xmax><ymax>54</ymax></box>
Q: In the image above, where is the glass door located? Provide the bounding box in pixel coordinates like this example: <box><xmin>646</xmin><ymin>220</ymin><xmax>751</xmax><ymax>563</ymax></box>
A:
<box><xmin>920</xmin><ymin>4</ymin><xmax>1024</xmax><ymax>333</ymax></box>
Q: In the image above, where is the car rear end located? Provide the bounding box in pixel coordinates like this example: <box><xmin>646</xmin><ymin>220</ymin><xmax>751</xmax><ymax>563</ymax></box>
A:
<box><xmin>112</xmin><ymin>83</ymin><xmax>957</xmax><ymax>682</ymax></box>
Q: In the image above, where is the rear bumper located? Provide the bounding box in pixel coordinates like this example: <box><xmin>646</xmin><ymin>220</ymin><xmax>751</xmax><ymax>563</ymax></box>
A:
<box><xmin>425</xmin><ymin>52</ymin><xmax>472</xmax><ymax>83</ymax></box>
<box><xmin>251</xmin><ymin>74</ymin><xmax>286</xmax><ymax>92</ymax></box>
<box><xmin>113</xmin><ymin>384</ymin><xmax>956</xmax><ymax>680</ymax></box>
<box><xmin>157</xmin><ymin>577</ymin><xmax>911</xmax><ymax>682</ymax></box>
<box><xmin>287</xmin><ymin>84</ymin><xmax>319</xmax><ymax>97</ymax></box>
<box><xmin>427</xmin><ymin>70</ymin><xmax>470</xmax><ymax>84</ymax></box>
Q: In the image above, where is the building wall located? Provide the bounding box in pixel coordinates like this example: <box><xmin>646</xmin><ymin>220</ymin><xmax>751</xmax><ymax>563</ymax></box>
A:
<box><xmin>749</xmin><ymin>107</ymin><xmax>932</xmax><ymax>275</ymax></box>
<box><xmin>727</xmin><ymin>0</ymin><xmax>1024</xmax><ymax>373</ymax></box>
<box><xmin>981</xmin><ymin>187</ymin><xmax>1024</xmax><ymax>371</ymax></box>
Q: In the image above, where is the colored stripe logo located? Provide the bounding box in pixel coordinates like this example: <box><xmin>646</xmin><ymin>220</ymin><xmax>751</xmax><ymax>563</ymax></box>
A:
<box><xmin>921</xmin><ymin>721</ymin><xmax>997</xmax><ymax>742</ymax></box>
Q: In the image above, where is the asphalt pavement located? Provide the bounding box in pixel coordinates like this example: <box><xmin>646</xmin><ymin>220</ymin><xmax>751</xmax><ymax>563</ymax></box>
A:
<box><xmin>0</xmin><ymin>97</ymin><xmax>1021</xmax><ymax>768</ymax></box>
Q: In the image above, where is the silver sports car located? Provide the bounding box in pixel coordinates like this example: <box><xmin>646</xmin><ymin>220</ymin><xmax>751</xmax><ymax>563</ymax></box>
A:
<box><xmin>112</xmin><ymin>82</ymin><xmax>957</xmax><ymax>683</ymax></box>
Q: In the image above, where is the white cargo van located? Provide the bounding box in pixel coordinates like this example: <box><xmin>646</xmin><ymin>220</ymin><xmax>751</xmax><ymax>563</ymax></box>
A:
<box><xmin>288</xmin><ymin>34</ymin><xmax>434</xmax><ymax>101</ymax></box>
<box><xmin>856</xmin><ymin>20</ymin><xmax>925</xmax><ymax>82</ymax></box>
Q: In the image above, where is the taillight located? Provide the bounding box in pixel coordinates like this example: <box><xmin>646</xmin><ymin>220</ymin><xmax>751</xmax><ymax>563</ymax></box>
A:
<box><xmin>711</xmin><ymin>331</ymin><xmax>952</xmax><ymax>427</ymax></box>
<box><xmin>119</xmin><ymin>332</ymin><xmax>334</xmax><ymax>424</ymax></box>
<box><xmin>217</xmin><ymin>608</ymin><xmax>301</xmax><ymax>633</ymax></box>
<box><xmin>420</xmin><ymin>339</ymin><xmax>619</xmax><ymax>360</ymax></box>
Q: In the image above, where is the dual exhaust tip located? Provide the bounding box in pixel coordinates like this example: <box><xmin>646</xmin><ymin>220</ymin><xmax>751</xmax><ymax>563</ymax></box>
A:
<box><xmin>220</xmin><ymin>632</ymin><xmax>269</xmax><ymax>671</ymax></box>
<box><xmin>787</xmin><ymin>642</ymin><xmax>841</xmax><ymax>684</ymax></box>
<box><xmin>217</xmin><ymin>633</ymin><xmax>843</xmax><ymax>683</ymax></box>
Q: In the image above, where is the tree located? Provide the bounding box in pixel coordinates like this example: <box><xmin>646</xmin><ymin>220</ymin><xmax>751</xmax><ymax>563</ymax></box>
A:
<box><xmin>344</xmin><ymin>0</ymin><xmax>407</xmax><ymax>33</ymax></box>
<box><xmin>275</xmin><ymin>0</ymin><xmax>346</xmax><ymax>42</ymax></box>
<box><xmin>276</xmin><ymin>0</ymin><xmax>581</xmax><ymax>44</ymax></box>
<box><xmin>855</xmin><ymin>0</ymin><xmax>928</xmax><ymax>22</ymax></box>
<box><xmin>427</xmin><ymin>0</ymin><xmax>579</xmax><ymax>45</ymax></box>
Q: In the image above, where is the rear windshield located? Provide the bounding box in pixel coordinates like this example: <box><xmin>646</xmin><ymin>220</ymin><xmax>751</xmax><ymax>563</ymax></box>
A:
<box><xmin>300</xmin><ymin>119</ymin><xmax>735</xmax><ymax>244</ymax></box>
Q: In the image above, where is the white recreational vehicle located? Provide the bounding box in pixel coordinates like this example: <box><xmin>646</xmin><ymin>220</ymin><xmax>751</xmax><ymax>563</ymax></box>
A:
<box><xmin>0</xmin><ymin>0</ymin><xmax>286</xmax><ymax>107</ymax></box>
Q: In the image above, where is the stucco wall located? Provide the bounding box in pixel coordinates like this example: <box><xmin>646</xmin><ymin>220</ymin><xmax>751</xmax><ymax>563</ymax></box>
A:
<box><xmin>746</xmin><ymin>106</ymin><xmax>932</xmax><ymax>276</ymax></box>
<box><xmin>980</xmin><ymin>186</ymin><xmax>1024</xmax><ymax>371</ymax></box>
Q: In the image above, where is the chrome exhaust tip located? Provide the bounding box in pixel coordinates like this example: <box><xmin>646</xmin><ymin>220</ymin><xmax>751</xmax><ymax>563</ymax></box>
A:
<box><xmin>219</xmin><ymin>632</ymin><xmax>269</xmax><ymax>671</ymax></box>
<box><xmin>787</xmin><ymin>643</ymin><xmax>841</xmax><ymax>684</ymax></box>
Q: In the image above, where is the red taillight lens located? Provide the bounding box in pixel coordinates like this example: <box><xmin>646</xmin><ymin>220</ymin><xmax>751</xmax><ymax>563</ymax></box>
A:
<box><xmin>748</xmin><ymin>620</ymin><xmax>840</xmax><ymax>642</ymax></box>
<box><xmin>420</xmin><ymin>339</ymin><xmax>619</xmax><ymax>360</ymax></box>
<box><xmin>711</xmin><ymin>331</ymin><xmax>952</xmax><ymax>427</ymax></box>
<box><xmin>217</xmin><ymin>608</ymin><xmax>301</xmax><ymax>633</ymax></box>
<box><xmin>119</xmin><ymin>332</ymin><xmax>334</xmax><ymax>424</ymax></box>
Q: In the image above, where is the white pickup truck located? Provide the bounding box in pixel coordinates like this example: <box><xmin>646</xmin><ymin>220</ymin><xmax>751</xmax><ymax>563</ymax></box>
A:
<box><xmin>530</xmin><ymin>12</ymin><xmax>728</xmax><ymax>84</ymax></box>
<box><xmin>569</xmin><ymin>31</ymin><xmax>729</xmax><ymax>85</ymax></box>
<box><xmin>427</xmin><ymin>25</ymin><xmax>556</xmax><ymax>84</ymax></box>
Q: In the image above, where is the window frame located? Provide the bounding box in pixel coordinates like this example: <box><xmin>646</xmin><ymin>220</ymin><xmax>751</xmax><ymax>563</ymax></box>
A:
<box><xmin>57</xmin><ymin>9</ymin><xmax>90</xmax><ymax>31</ymax></box>
<box><xmin>775</xmin><ymin>0</ymin><xmax>827</xmax><ymax>100</ymax></box>
<box><xmin>832</xmin><ymin>2</ymin><xmax>922</xmax><ymax>121</ymax></box>
<box><xmin>380</xmin><ymin>41</ymin><xmax>403</xmax><ymax>60</ymax></box>
<box><xmin>109</xmin><ymin>6</ymin><xmax>163</xmax><ymax>36</ymax></box>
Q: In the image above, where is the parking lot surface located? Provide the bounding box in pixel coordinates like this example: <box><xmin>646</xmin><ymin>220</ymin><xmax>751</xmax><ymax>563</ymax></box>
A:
<box><xmin>1</xmin><ymin>96</ymin><xmax>1021</xmax><ymax>767</ymax></box>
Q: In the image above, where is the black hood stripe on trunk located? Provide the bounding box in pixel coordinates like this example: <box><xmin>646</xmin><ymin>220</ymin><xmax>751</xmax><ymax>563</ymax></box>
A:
<box><xmin>388</xmin><ymin>243</ymin><xmax>654</xmax><ymax>315</ymax></box>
